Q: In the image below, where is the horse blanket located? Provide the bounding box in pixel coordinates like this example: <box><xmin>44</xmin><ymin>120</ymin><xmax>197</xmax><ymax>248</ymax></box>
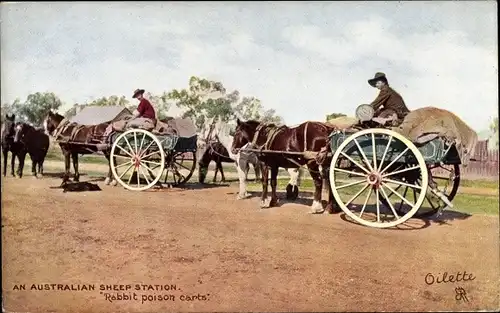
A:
<box><xmin>392</xmin><ymin>107</ymin><xmax>478</xmax><ymax>167</ymax></box>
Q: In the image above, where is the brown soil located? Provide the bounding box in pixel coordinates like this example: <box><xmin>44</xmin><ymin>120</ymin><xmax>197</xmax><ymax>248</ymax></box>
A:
<box><xmin>2</xmin><ymin>175</ymin><xmax>499</xmax><ymax>312</ymax></box>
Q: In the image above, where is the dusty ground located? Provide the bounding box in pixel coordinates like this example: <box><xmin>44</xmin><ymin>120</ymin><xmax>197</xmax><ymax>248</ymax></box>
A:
<box><xmin>2</xmin><ymin>174</ymin><xmax>499</xmax><ymax>313</ymax></box>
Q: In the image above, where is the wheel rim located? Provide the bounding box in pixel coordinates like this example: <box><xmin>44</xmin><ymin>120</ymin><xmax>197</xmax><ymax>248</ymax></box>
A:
<box><xmin>329</xmin><ymin>128</ymin><xmax>429</xmax><ymax>228</ymax></box>
<box><xmin>163</xmin><ymin>151</ymin><xmax>197</xmax><ymax>186</ymax></box>
<box><xmin>110</xmin><ymin>129</ymin><xmax>165</xmax><ymax>191</ymax></box>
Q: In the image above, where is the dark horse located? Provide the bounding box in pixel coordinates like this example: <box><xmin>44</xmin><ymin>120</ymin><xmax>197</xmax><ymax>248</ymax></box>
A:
<box><xmin>14</xmin><ymin>122</ymin><xmax>50</xmax><ymax>178</ymax></box>
<box><xmin>1</xmin><ymin>114</ymin><xmax>24</xmax><ymax>177</ymax></box>
<box><xmin>198</xmin><ymin>140</ymin><xmax>234</xmax><ymax>184</ymax></box>
<box><xmin>43</xmin><ymin>111</ymin><xmax>115</xmax><ymax>184</ymax></box>
<box><xmin>231</xmin><ymin>119</ymin><xmax>340</xmax><ymax>214</ymax></box>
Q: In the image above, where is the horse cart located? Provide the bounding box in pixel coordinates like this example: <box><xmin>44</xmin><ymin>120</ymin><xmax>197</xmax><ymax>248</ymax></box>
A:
<box><xmin>108</xmin><ymin>118</ymin><xmax>198</xmax><ymax>191</ymax></box>
<box><xmin>238</xmin><ymin>105</ymin><xmax>477</xmax><ymax>229</ymax></box>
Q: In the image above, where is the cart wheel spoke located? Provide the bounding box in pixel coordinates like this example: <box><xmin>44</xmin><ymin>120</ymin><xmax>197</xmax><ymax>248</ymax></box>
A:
<box><xmin>345</xmin><ymin>183</ymin><xmax>370</xmax><ymax>207</ymax></box>
<box><xmin>359</xmin><ymin>187</ymin><xmax>373</xmax><ymax>218</ymax></box>
<box><xmin>383</xmin><ymin>177</ymin><xmax>422</xmax><ymax>190</ymax></box>
<box><xmin>379</xmin><ymin>185</ymin><xmax>400</xmax><ymax>219</ymax></box>
<box><xmin>141</xmin><ymin>159</ymin><xmax>163</xmax><ymax>167</ymax></box>
<box><xmin>138</xmin><ymin>132</ymin><xmax>146</xmax><ymax>154</ymax></box>
<box><xmin>375</xmin><ymin>189</ymin><xmax>381</xmax><ymax>222</ymax></box>
<box><xmin>340</xmin><ymin>151</ymin><xmax>370</xmax><ymax>174</ymax></box>
<box><xmin>381</xmin><ymin>165</ymin><xmax>420</xmax><ymax>178</ymax></box>
<box><xmin>123</xmin><ymin>136</ymin><xmax>136</xmax><ymax>157</ymax></box>
<box><xmin>333</xmin><ymin>167</ymin><xmax>367</xmax><ymax>177</ymax></box>
<box><xmin>115</xmin><ymin>160</ymin><xmax>133</xmax><ymax>169</ymax></box>
<box><xmin>133</xmin><ymin>131</ymin><xmax>138</xmax><ymax>155</ymax></box>
<box><xmin>377</xmin><ymin>135</ymin><xmax>393</xmax><ymax>172</ymax></box>
<box><xmin>353</xmin><ymin>137</ymin><xmax>374</xmax><ymax>171</ymax></box>
<box><xmin>142</xmin><ymin>150</ymin><xmax>161</xmax><ymax>159</ymax></box>
<box><xmin>116</xmin><ymin>145</ymin><xmax>133</xmax><ymax>158</ymax></box>
<box><xmin>380</xmin><ymin>147</ymin><xmax>409</xmax><ymax>175</ymax></box>
<box><xmin>138</xmin><ymin>165</ymin><xmax>151</xmax><ymax>185</ymax></box>
<box><xmin>336</xmin><ymin>179</ymin><xmax>366</xmax><ymax>190</ymax></box>
<box><xmin>119</xmin><ymin>163</ymin><xmax>135</xmax><ymax>180</ymax></box>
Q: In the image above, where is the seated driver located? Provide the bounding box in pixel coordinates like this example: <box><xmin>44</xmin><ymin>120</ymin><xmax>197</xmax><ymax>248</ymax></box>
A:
<box><xmin>367</xmin><ymin>72</ymin><xmax>410</xmax><ymax>126</ymax></box>
<box><xmin>127</xmin><ymin>88</ymin><xmax>156</xmax><ymax>128</ymax></box>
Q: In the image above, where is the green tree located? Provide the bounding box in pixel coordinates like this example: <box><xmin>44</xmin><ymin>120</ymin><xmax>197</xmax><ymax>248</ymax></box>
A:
<box><xmin>144</xmin><ymin>92</ymin><xmax>172</xmax><ymax>120</ymax></box>
<box><xmin>167</xmin><ymin>76</ymin><xmax>240</xmax><ymax>130</ymax></box>
<box><xmin>14</xmin><ymin>92</ymin><xmax>62</xmax><ymax>126</ymax></box>
<box><xmin>232</xmin><ymin>97</ymin><xmax>284</xmax><ymax>125</ymax></box>
<box><xmin>326</xmin><ymin>112</ymin><xmax>347</xmax><ymax>121</ymax></box>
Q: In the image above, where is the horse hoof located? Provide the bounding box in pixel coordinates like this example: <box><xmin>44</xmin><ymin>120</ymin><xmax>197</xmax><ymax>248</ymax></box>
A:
<box><xmin>104</xmin><ymin>177</ymin><xmax>111</xmax><ymax>185</ymax></box>
<box><xmin>237</xmin><ymin>192</ymin><xmax>251</xmax><ymax>200</ymax></box>
<box><xmin>110</xmin><ymin>180</ymin><xmax>118</xmax><ymax>187</ymax></box>
<box><xmin>285</xmin><ymin>184</ymin><xmax>293</xmax><ymax>199</ymax></box>
<box><xmin>309</xmin><ymin>201</ymin><xmax>325</xmax><ymax>214</ymax></box>
<box><xmin>260</xmin><ymin>198</ymin><xmax>271</xmax><ymax>208</ymax></box>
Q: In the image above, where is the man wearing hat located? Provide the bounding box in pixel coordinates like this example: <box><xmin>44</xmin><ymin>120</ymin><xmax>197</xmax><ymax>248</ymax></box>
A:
<box><xmin>127</xmin><ymin>88</ymin><xmax>156</xmax><ymax>129</ymax></box>
<box><xmin>367</xmin><ymin>72</ymin><xmax>410</xmax><ymax>126</ymax></box>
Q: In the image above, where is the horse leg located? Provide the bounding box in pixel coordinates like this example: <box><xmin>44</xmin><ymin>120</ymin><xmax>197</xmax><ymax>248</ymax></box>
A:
<box><xmin>269</xmin><ymin>165</ymin><xmax>279</xmax><ymax>207</ymax></box>
<box><xmin>71</xmin><ymin>152</ymin><xmax>80</xmax><ymax>182</ymax></box>
<box><xmin>259</xmin><ymin>163</ymin><xmax>271</xmax><ymax>208</ymax></box>
<box><xmin>219</xmin><ymin>162</ymin><xmax>226</xmax><ymax>183</ymax></box>
<box><xmin>16</xmin><ymin>152</ymin><xmax>26</xmax><ymax>178</ymax></box>
<box><xmin>10</xmin><ymin>151</ymin><xmax>16</xmax><ymax>177</ymax></box>
<box><xmin>286</xmin><ymin>168</ymin><xmax>300</xmax><ymax>200</ymax></box>
<box><xmin>253</xmin><ymin>162</ymin><xmax>261</xmax><ymax>181</ymax></box>
<box><xmin>39</xmin><ymin>159</ymin><xmax>44</xmax><ymax>177</ymax></box>
<box><xmin>3</xmin><ymin>148</ymin><xmax>8</xmax><ymax>176</ymax></box>
<box><xmin>31</xmin><ymin>157</ymin><xmax>37</xmax><ymax>178</ymax></box>
<box><xmin>323</xmin><ymin>165</ymin><xmax>341</xmax><ymax>214</ymax></box>
<box><xmin>235</xmin><ymin>158</ymin><xmax>250</xmax><ymax>200</ymax></box>
<box><xmin>104</xmin><ymin>153</ymin><xmax>113</xmax><ymax>185</ymax></box>
<box><xmin>61</xmin><ymin>149</ymin><xmax>71</xmax><ymax>183</ymax></box>
<box><xmin>212</xmin><ymin>161</ymin><xmax>219</xmax><ymax>183</ymax></box>
<box><xmin>307</xmin><ymin>163</ymin><xmax>325</xmax><ymax>214</ymax></box>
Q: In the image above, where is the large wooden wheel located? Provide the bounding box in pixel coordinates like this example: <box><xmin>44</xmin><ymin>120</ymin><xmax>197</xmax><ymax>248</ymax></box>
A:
<box><xmin>329</xmin><ymin>128</ymin><xmax>429</xmax><ymax>228</ymax></box>
<box><xmin>110</xmin><ymin>129</ymin><xmax>165</xmax><ymax>191</ymax></box>
<box><xmin>162</xmin><ymin>151</ymin><xmax>197</xmax><ymax>187</ymax></box>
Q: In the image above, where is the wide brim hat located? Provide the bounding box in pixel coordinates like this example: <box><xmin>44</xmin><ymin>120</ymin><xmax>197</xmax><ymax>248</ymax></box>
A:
<box><xmin>368</xmin><ymin>72</ymin><xmax>387</xmax><ymax>87</ymax></box>
<box><xmin>132</xmin><ymin>88</ymin><xmax>145</xmax><ymax>98</ymax></box>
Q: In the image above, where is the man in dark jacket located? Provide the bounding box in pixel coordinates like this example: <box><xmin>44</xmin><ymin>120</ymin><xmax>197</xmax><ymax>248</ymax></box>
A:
<box><xmin>367</xmin><ymin>72</ymin><xmax>410</xmax><ymax>126</ymax></box>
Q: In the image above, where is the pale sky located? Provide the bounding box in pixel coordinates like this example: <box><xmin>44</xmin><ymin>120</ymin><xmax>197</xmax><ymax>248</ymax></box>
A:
<box><xmin>1</xmin><ymin>1</ymin><xmax>497</xmax><ymax>131</ymax></box>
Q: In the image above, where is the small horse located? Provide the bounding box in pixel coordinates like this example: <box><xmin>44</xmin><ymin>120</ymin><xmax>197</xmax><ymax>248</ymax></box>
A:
<box><xmin>14</xmin><ymin>122</ymin><xmax>50</xmax><ymax>178</ymax></box>
<box><xmin>231</xmin><ymin>118</ymin><xmax>338</xmax><ymax>213</ymax></box>
<box><xmin>1</xmin><ymin>114</ymin><xmax>24</xmax><ymax>177</ymax></box>
<box><xmin>198</xmin><ymin>140</ymin><xmax>236</xmax><ymax>183</ymax></box>
<box><xmin>202</xmin><ymin>117</ymin><xmax>303</xmax><ymax>201</ymax></box>
<box><xmin>43</xmin><ymin>111</ymin><xmax>115</xmax><ymax>184</ymax></box>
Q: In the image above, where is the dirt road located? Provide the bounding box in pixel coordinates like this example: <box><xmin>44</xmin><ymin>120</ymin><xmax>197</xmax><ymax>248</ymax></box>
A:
<box><xmin>2</xmin><ymin>176</ymin><xmax>499</xmax><ymax>312</ymax></box>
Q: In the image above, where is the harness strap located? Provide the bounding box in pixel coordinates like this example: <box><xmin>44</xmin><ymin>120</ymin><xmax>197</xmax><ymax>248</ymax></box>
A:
<box><xmin>303</xmin><ymin>122</ymin><xmax>309</xmax><ymax>153</ymax></box>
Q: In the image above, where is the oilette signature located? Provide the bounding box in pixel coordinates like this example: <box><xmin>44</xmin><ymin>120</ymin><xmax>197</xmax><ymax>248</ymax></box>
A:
<box><xmin>425</xmin><ymin>271</ymin><xmax>476</xmax><ymax>285</ymax></box>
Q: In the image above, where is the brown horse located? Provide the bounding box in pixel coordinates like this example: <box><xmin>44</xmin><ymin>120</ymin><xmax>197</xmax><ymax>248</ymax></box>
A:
<box><xmin>231</xmin><ymin>119</ymin><xmax>340</xmax><ymax>214</ymax></box>
<box><xmin>43</xmin><ymin>111</ymin><xmax>115</xmax><ymax>184</ymax></box>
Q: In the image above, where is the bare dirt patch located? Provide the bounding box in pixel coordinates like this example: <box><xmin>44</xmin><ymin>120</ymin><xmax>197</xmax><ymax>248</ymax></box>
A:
<box><xmin>2</xmin><ymin>175</ymin><xmax>499</xmax><ymax>312</ymax></box>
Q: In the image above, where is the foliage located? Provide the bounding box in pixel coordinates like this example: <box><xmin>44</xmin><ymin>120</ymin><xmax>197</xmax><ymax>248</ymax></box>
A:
<box><xmin>166</xmin><ymin>76</ymin><xmax>240</xmax><ymax>130</ymax></box>
<box><xmin>232</xmin><ymin>97</ymin><xmax>283</xmax><ymax>125</ymax></box>
<box><xmin>326</xmin><ymin>112</ymin><xmax>347</xmax><ymax>121</ymax></box>
<box><xmin>9</xmin><ymin>92</ymin><xmax>63</xmax><ymax>126</ymax></box>
<box><xmin>4</xmin><ymin>75</ymin><xmax>284</xmax><ymax>131</ymax></box>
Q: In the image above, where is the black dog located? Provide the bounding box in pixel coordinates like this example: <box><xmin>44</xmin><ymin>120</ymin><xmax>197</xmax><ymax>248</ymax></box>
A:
<box><xmin>50</xmin><ymin>181</ymin><xmax>102</xmax><ymax>193</ymax></box>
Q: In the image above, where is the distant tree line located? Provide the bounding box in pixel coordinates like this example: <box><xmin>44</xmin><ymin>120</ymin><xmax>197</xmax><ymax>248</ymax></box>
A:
<box><xmin>1</xmin><ymin>76</ymin><xmax>285</xmax><ymax>132</ymax></box>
